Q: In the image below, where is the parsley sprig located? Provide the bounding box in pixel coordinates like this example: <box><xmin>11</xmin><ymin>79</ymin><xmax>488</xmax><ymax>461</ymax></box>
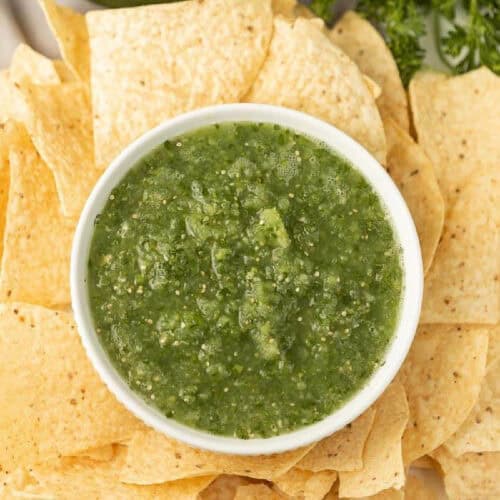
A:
<box><xmin>305</xmin><ymin>0</ymin><xmax>500</xmax><ymax>85</ymax></box>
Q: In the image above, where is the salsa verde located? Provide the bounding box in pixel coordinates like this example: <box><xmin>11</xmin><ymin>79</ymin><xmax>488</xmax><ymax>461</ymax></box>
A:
<box><xmin>88</xmin><ymin>122</ymin><xmax>403</xmax><ymax>438</ymax></box>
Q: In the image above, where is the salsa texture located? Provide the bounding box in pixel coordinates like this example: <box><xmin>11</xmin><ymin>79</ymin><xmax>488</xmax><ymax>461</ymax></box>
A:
<box><xmin>88</xmin><ymin>122</ymin><xmax>403</xmax><ymax>438</ymax></box>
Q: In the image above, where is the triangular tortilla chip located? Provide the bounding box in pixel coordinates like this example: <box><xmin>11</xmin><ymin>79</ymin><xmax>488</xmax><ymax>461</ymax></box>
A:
<box><xmin>38</xmin><ymin>0</ymin><xmax>90</xmax><ymax>82</ymax></box>
<box><xmin>431</xmin><ymin>448</ymin><xmax>500</xmax><ymax>500</ymax></box>
<box><xmin>338</xmin><ymin>382</ymin><xmax>409</xmax><ymax>498</ymax></box>
<box><xmin>0</xmin><ymin>303</ymin><xmax>143</xmax><ymax>474</ymax></box>
<box><xmin>0</xmin><ymin>123</ymin><xmax>74</xmax><ymax>307</ymax></box>
<box><xmin>400</xmin><ymin>325</ymin><xmax>489</xmax><ymax>464</ymax></box>
<box><xmin>16</xmin><ymin>81</ymin><xmax>99</xmax><ymax>217</ymax></box>
<box><xmin>296</xmin><ymin>408</ymin><xmax>376</xmax><ymax>472</ymax></box>
<box><xmin>120</xmin><ymin>429</ymin><xmax>312</xmax><ymax>484</ymax></box>
<box><xmin>274</xmin><ymin>468</ymin><xmax>337</xmax><ymax>500</ymax></box>
<box><xmin>86</xmin><ymin>0</ymin><xmax>273</xmax><ymax>168</ymax></box>
<box><xmin>444</xmin><ymin>325</ymin><xmax>500</xmax><ymax>455</ymax></box>
<box><xmin>420</xmin><ymin>170</ymin><xmax>498</xmax><ymax>323</ymax></box>
<box><xmin>409</xmin><ymin>67</ymin><xmax>500</xmax><ymax>205</ymax></box>
<box><xmin>9</xmin><ymin>44</ymin><xmax>60</xmax><ymax>85</ymax></box>
<box><xmin>330</xmin><ymin>11</ymin><xmax>409</xmax><ymax>131</ymax></box>
<box><xmin>2</xmin><ymin>446</ymin><xmax>213</xmax><ymax>499</ymax></box>
<box><xmin>383</xmin><ymin>116</ymin><xmax>444</xmax><ymax>274</ymax></box>
<box><xmin>246</xmin><ymin>17</ymin><xmax>386</xmax><ymax>164</ymax></box>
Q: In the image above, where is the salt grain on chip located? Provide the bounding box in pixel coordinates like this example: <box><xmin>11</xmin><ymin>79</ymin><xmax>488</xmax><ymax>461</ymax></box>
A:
<box><xmin>246</xmin><ymin>16</ymin><xmax>386</xmax><ymax>164</ymax></box>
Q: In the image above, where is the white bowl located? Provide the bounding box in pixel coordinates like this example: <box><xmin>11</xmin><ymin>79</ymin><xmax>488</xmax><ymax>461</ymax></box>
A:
<box><xmin>71</xmin><ymin>104</ymin><xmax>423</xmax><ymax>456</ymax></box>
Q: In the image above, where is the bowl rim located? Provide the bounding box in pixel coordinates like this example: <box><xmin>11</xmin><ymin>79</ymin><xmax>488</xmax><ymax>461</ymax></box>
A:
<box><xmin>71</xmin><ymin>103</ymin><xmax>423</xmax><ymax>456</ymax></box>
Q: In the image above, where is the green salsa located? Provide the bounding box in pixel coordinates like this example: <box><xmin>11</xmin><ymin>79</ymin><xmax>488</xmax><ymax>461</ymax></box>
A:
<box><xmin>88</xmin><ymin>122</ymin><xmax>403</xmax><ymax>438</ymax></box>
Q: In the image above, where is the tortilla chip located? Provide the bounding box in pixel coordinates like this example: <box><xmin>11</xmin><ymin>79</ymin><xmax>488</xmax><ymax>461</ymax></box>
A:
<box><xmin>364</xmin><ymin>76</ymin><xmax>382</xmax><ymax>100</ymax></box>
<box><xmin>405</xmin><ymin>474</ymin><xmax>437</xmax><ymax>500</ymax></box>
<box><xmin>234</xmin><ymin>483</ymin><xmax>283</xmax><ymax>499</ymax></box>
<box><xmin>296</xmin><ymin>407</ymin><xmax>376</xmax><ymax>472</ymax></box>
<box><xmin>0</xmin><ymin>126</ymin><xmax>10</xmax><ymax>265</ymax></box>
<box><xmin>9</xmin><ymin>44</ymin><xmax>60</xmax><ymax>85</ymax></box>
<box><xmin>400</xmin><ymin>325</ymin><xmax>489</xmax><ymax>464</ymax></box>
<box><xmin>87</xmin><ymin>0</ymin><xmax>273</xmax><ymax>169</ymax></box>
<box><xmin>39</xmin><ymin>0</ymin><xmax>90</xmax><ymax>82</ymax></box>
<box><xmin>54</xmin><ymin>59</ymin><xmax>76</xmax><ymax>82</ymax></box>
<box><xmin>409</xmin><ymin>67</ymin><xmax>500</xmax><ymax>205</ymax></box>
<box><xmin>274</xmin><ymin>468</ymin><xmax>337</xmax><ymax>500</ymax></box>
<box><xmin>3</xmin><ymin>446</ymin><xmax>214</xmax><ymax>499</ymax></box>
<box><xmin>246</xmin><ymin>17</ymin><xmax>386</xmax><ymax>164</ymax></box>
<box><xmin>200</xmin><ymin>475</ymin><xmax>256</xmax><ymax>500</ymax></box>
<box><xmin>0</xmin><ymin>123</ymin><xmax>74</xmax><ymax>307</ymax></box>
<box><xmin>16</xmin><ymin>81</ymin><xmax>99</xmax><ymax>217</ymax></box>
<box><xmin>410</xmin><ymin>456</ymin><xmax>435</xmax><ymax>469</ymax></box>
<box><xmin>420</xmin><ymin>170</ymin><xmax>498</xmax><ymax>323</ymax></box>
<box><xmin>0</xmin><ymin>303</ymin><xmax>143</xmax><ymax>474</ymax></box>
<box><xmin>348</xmin><ymin>489</ymin><xmax>404</xmax><ymax>500</ymax></box>
<box><xmin>431</xmin><ymin>448</ymin><xmax>500</xmax><ymax>500</ymax></box>
<box><xmin>0</xmin><ymin>70</ymin><xmax>13</xmax><ymax>125</ymax></box>
<box><xmin>330</xmin><ymin>11</ymin><xmax>409</xmax><ymax>131</ymax></box>
<box><xmin>73</xmin><ymin>444</ymin><xmax>115</xmax><ymax>462</ymax></box>
<box><xmin>444</xmin><ymin>325</ymin><xmax>500</xmax><ymax>455</ymax></box>
<box><xmin>339</xmin><ymin>382</ymin><xmax>409</xmax><ymax>498</ymax></box>
<box><xmin>272</xmin><ymin>0</ymin><xmax>316</xmax><ymax>20</ymax></box>
<box><xmin>383</xmin><ymin>116</ymin><xmax>444</xmax><ymax>274</ymax></box>
<box><xmin>120</xmin><ymin>429</ymin><xmax>312</xmax><ymax>484</ymax></box>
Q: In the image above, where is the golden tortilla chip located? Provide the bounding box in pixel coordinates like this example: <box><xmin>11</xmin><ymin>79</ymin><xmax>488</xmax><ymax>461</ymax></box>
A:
<box><xmin>120</xmin><ymin>429</ymin><xmax>312</xmax><ymax>484</ymax></box>
<box><xmin>54</xmin><ymin>59</ymin><xmax>76</xmax><ymax>82</ymax></box>
<box><xmin>431</xmin><ymin>447</ymin><xmax>500</xmax><ymax>500</ymax></box>
<box><xmin>87</xmin><ymin>0</ymin><xmax>273</xmax><ymax>169</ymax></box>
<box><xmin>246</xmin><ymin>16</ymin><xmax>386</xmax><ymax>164</ymax></box>
<box><xmin>296</xmin><ymin>407</ymin><xmax>376</xmax><ymax>472</ymax></box>
<box><xmin>200</xmin><ymin>475</ymin><xmax>256</xmax><ymax>500</ymax></box>
<box><xmin>339</xmin><ymin>382</ymin><xmax>409</xmax><ymax>498</ymax></box>
<box><xmin>274</xmin><ymin>468</ymin><xmax>337</xmax><ymax>500</ymax></box>
<box><xmin>0</xmin><ymin>303</ymin><xmax>143</xmax><ymax>474</ymax></box>
<box><xmin>39</xmin><ymin>0</ymin><xmax>90</xmax><ymax>82</ymax></box>
<box><xmin>330</xmin><ymin>11</ymin><xmax>409</xmax><ymax>131</ymax></box>
<box><xmin>0</xmin><ymin>123</ymin><xmax>74</xmax><ymax>307</ymax></box>
<box><xmin>410</xmin><ymin>456</ymin><xmax>435</xmax><ymax>469</ymax></box>
<box><xmin>0</xmin><ymin>125</ymin><xmax>10</xmax><ymax>265</ymax></box>
<box><xmin>2</xmin><ymin>446</ymin><xmax>214</xmax><ymax>499</ymax></box>
<box><xmin>234</xmin><ymin>483</ymin><xmax>283</xmax><ymax>499</ymax></box>
<box><xmin>444</xmin><ymin>325</ymin><xmax>500</xmax><ymax>455</ymax></box>
<box><xmin>0</xmin><ymin>70</ymin><xmax>13</xmax><ymax>125</ymax></box>
<box><xmin>73</xmin><ymin>444</ymin><xmax>115</xmax><ymax>462</ymax></box>
<box><xmin>405</xmin><ymin>474</ymin><xmax>437</xmax><ymax>500</ymax></box>
<box><xmin>272</xmin><ymin>0</ymin><xmax>316</xmax><ymax>20</ymax></box>
<box><xmin>349</xmin><ymin>489</ymin><xmax>404</xmax><ymax>500</ymax></box>
<box><xmin>409</xmin><ymin>67</ymin><xmax>499</xmax><ymax>205</ymax></box>
<box><xmin>400</xmin><ymin>324</ymin><xmax>489</xmax><ymax>464</ymax></box>
<box><xmin>9</xmin><ymin>44</ymin><xmax>60</xmax><ymax>85</ymax></box>
<box><xmin>16</xmin><ymin>81</ymin><xmax>99</xmax><ymax>217</ymax></box>
<box><xmin>421</xmin><ymin>170</ymin><xmax>498</xmax><ymax>323</ymax></box>
<box><xmin>383</xmin><ymin>116</ymin><xmax>444</xmax><ymax>274</ymax></box>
